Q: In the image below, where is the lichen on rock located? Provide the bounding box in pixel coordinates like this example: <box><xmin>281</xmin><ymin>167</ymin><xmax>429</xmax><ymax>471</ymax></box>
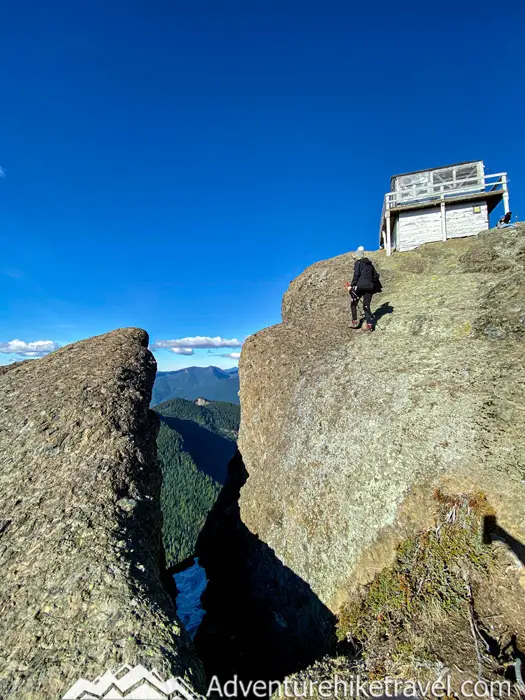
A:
<box><xmin>0</xmin><ymin>328</ymin><xmax>205</xmax><ymax>699</ymax></box>
<box><xmin>237</xmin><ymin>225</ymin><xmax>525</xmax><ymax>631</ymax></box>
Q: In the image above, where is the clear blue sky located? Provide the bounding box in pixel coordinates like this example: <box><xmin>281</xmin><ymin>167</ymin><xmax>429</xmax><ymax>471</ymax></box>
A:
<box><xmin>1</xmin><ymin>0</ymin><xmax>523</xmax><ymax>369</ymax></box>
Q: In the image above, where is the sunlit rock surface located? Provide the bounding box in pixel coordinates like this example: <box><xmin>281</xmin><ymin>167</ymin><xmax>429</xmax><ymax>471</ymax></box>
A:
<box><xmin>238</xmin><ymin>226</ymin><xmax>525</xmax><ymax>611</ymax></box>
<box><xmin>0</xmin><ymin>328</ymin><xmax>205</xmax><ymax>699</ymax></box>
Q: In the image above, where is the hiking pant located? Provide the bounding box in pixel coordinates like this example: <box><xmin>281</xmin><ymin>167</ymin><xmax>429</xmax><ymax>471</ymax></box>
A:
<box><xmin>351</xmin><ymin>291</ymin><xmax>373</xmax><ymax>324</ymax></box>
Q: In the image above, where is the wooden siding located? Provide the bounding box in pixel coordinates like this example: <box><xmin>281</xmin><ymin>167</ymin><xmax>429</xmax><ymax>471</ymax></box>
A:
<box><xmin>445</xmin><ymin>202</ymin><xmax>488</xmax><ymax>239</ymax></box>
<box><xmin>397</xmin><ymin>208</ymin><xmax>442</xmax><ymax>252</ymax></box>
<box><xmin>397</xmin><ymin>202</ymin><xmax>489</xmax><ymax>252</ymax></box>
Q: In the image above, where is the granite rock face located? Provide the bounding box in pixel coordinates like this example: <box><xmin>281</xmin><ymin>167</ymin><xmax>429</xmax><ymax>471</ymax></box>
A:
<box><xmin>238</xmin><ymin>226</ymin><xmax>525</xmax><ymax>613</ymax></box>
<box><xmin>0</xmin><ymin>328</ymin><xmax>205</xmax><ymax>699</ymax></box>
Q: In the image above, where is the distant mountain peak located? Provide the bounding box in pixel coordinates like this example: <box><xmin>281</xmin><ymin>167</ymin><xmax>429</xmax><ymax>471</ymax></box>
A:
<box><xmin>222</xmin><ymin>367</ymin><xmax>239</xmax><ymax>376</ymax></box>
<box><xmin>151</xmin><ymin>365</ymin><xmax>240</xmax><ymax>406</ymax></box>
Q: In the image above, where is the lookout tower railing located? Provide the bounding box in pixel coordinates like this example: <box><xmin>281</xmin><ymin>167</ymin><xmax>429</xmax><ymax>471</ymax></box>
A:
<box><xmin>384</xmin><ymin>172</ymin><xmax>509</xmax><ymax>212</ymax></box>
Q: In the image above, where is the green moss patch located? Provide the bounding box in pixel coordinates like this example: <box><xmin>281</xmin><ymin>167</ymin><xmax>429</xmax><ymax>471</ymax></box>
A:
<box><xmin>338</xmin><ymin>492</ymin><xmax>496</xmax><ymax>676</ymax></box>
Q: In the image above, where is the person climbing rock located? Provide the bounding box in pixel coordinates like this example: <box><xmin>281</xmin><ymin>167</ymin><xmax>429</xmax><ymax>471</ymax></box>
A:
<box><xmin>345</xmin><ymin>246</ymin><xmax>382</xmax><ymax>331</ymax></box>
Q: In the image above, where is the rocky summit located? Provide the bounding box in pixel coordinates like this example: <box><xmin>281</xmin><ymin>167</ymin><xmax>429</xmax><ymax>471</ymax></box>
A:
<box><xmin>237</xmin><ymin>225</ymin><xmax>525</xmax><ymax>613</ymax></box>
<box><xmin>0</xmin><ymin>329</ymin><xmax>204</xmax><ymax>699</ymax></box>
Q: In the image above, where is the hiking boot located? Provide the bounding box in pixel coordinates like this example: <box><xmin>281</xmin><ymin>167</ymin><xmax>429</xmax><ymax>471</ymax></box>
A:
<box><xmin>350</xmin><ymin>319</ymin><xmax>360</xmax><ymax>328</ymax></box>
<box><xmin>362</xmin><ymin>322</ymin><xmax>374</xmax><ymax>332</ymax></box>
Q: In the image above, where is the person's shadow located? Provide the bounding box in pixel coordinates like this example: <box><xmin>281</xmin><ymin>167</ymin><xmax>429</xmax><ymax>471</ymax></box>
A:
<box><xmin>373</xmin><ymin>301</ymin><xmax>394</xmax><ymax>322</ymax></box>
<box><xmin>483</xmin><ymin>515</ymin><xmax>525</xmax><ymax>565</ymax></box>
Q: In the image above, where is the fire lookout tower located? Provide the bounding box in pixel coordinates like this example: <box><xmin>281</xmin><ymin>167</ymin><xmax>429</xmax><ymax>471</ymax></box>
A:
<box><xmin>379</xmin><ymin>161</ymin><xmax>509</xmax><ymax>255</ymax></box>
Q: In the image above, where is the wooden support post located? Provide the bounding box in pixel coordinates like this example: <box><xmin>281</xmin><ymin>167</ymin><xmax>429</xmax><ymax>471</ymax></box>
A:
<box><xmin>441</xmin><ymin>188</ymin><xmax>447</xmax><ymax>241</ymax></box>
<box><xmin>386</xmin><ymin>213</ymin><xmax>392</xmax><ymax>256</ymax></box>
<box><xmin>502</xmin><ymin>174</ymin><xmax>510</xmax><ymax>214</ymax></box>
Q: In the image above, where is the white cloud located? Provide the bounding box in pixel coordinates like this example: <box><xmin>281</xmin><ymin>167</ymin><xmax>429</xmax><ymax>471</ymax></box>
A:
<box><xmin>0</xmin><ymin>339</ymin><xmax>61</xmax><ymax>357</ymax></box>
<box><xmin>151</xmin><ymin>336</ymin><xmax>242</xmax><ymax>351</ymax></box>
<box><xmin>220</xmin><ymin>352</ymin><xmax>241</xmax><ymax>359</ymax></box>
<box><xmin>170</xmin><ymin>348</ymin><xmax>194</xmax><ymax>355</ymax></box>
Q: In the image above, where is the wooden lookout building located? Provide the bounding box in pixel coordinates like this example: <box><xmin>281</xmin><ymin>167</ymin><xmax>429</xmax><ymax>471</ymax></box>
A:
<box><xmin>379</xmin><ymin>161</ymin><xmax>510</xmax><ymax>255</ymax></box>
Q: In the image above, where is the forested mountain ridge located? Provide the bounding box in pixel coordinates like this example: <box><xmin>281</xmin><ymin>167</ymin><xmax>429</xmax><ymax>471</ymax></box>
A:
<box><xmin>154</xmin><ymin>398</ymin><xmax>240</xmax><ymax>567</ymax></box>
<box><xmin>155</xmin><ymin>397</ymin><xmax>240</xmax><ymax>442</ymax></box>
<box><xmin>152</xmin><ymin>366</ymin><xmax>240</xmax><ymax>405</ymax></box>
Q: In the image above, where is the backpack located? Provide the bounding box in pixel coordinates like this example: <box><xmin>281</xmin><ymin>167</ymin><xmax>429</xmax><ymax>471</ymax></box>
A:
<box><xmin>356</xmin><ymin>259</ymin><xmax>382</xmax><ymax>294</ymax></box>
<box><xmin>373</xmin><ymin>268</ymin><xmax>382</xmax><ymax>294</ymax></box>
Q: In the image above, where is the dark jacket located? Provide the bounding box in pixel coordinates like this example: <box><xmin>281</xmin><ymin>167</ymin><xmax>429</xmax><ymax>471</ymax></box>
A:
<box><xmin>351</xmin><ymin>257</ymin><xmax>382</xmax><ymax>293</ymax></box>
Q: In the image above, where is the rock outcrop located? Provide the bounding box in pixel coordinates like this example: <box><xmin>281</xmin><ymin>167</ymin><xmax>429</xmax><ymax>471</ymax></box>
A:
<box><xmin>194</xmin><ymin>398</ymin><xmax>211</xmax><ymax>406</ymax></box>
<box><xmin>0</xmin><ymin>329</ymin><xmax>205</xmax><ymax>699</ymax></box>
<box><xmin>237</xmin><ymin>225</ymin><xmax>525</xmax><ymax>616</ymax></box>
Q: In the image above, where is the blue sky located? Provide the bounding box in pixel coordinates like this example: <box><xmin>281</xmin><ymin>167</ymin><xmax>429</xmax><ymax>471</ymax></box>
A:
<box><xmin>1</xmin><ymin>0</ymin><xmax>524</xmax><ymax>370</ymax></box>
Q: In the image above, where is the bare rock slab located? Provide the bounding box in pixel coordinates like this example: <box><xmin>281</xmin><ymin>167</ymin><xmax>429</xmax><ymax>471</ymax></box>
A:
<box><xmin>0</xmin><ymin>328</ymin><xmax>205</xmax><ymax>699</ymax></box>
<box><xmin>238</xmin><ymin>226</ymin><xmax>525</xmax><ymax>613</ymax></box>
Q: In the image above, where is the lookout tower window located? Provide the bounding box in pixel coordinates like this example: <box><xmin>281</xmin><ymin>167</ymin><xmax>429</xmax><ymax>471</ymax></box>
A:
<box><xmin>394</xmin><ymin>162</ymin><xmax>484</xmax><ymax>204</ymax></box>
<box><xmin>431</xmin><ymin>163</ymin><xmax>481</xmax><ymax>192</ymax></box>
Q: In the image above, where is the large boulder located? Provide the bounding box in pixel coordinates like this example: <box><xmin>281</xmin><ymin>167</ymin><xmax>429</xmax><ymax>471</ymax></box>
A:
<box><xmin>0</xmin><ymin>328</ymin><xmax>205</xmax><ymax>699</ymax></box>
<box><xmin>237</xmin><ymin>226</ymin><xmax>525</xmax><ymax>613</ymax></box>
